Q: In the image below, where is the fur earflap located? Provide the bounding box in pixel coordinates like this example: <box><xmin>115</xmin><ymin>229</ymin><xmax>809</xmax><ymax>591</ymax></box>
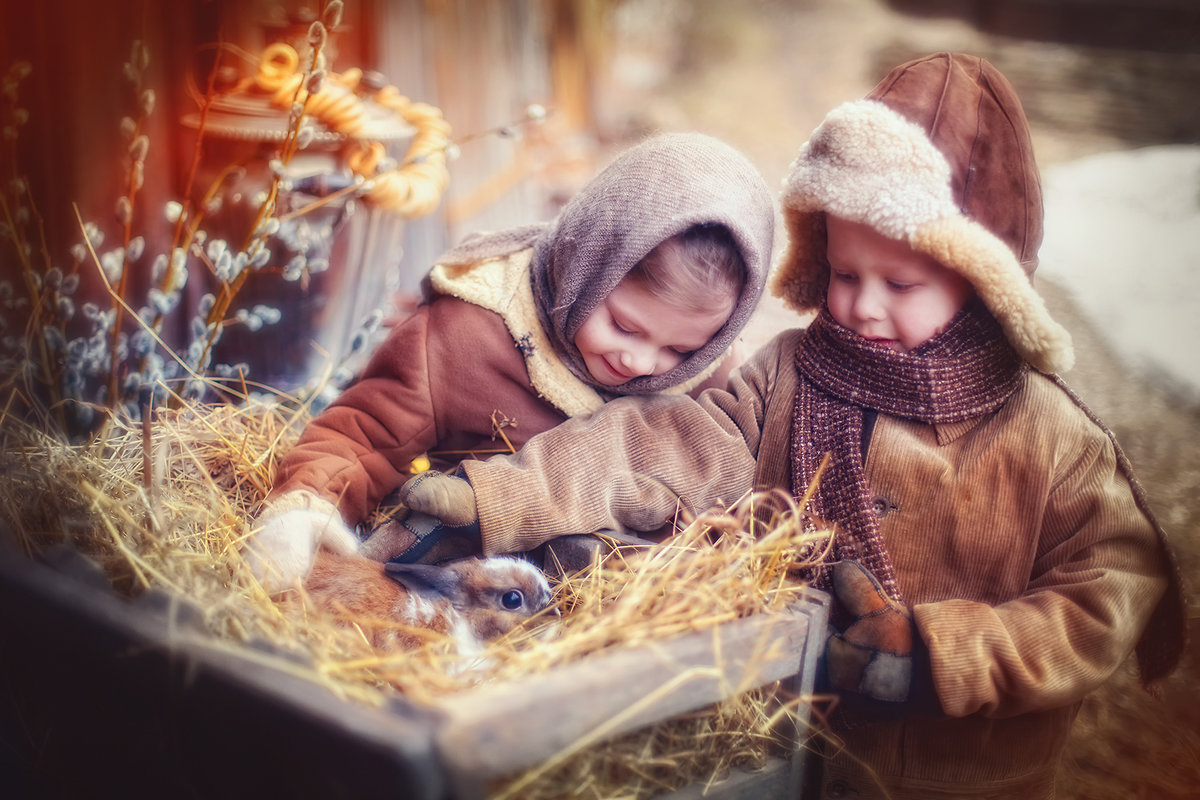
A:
<box><xmin>911</xmin><ymin>217</ymin><xmax>1074</xmax><ymax>374</ymax></box>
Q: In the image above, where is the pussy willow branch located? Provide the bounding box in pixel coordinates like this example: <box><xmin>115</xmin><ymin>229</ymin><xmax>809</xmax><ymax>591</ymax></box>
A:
<box><xmin>195</xmin><ymin>29</ymin><xmax>331</xmax><ymax>383</ymax></box>
<box><xmin>168</xmin><ymin>30</ymin><xmax>224</xmax><ymax>261</ymax></box>
<box><xmin>2</xmin><ymin>167</ymin><xmax>66</xmax><ymax>429</ymax></box>
<box><xmin>74</xmin><ymin>203</ymin><xmax>208</xmax><ymax>389</ymax></box>
<box><xmin>2</xmin><ymin>197</ymin><xmax>51</xmax><ymax>398</ymax></box>
<box><xmin>142</xmin><ymin>38</ymin><xmax>230</xmax><ymax>394</ymax></box>
<box><xmin>107</xmin><ymin>47</ymin><xmax>150</xmax><ymax>404</ymax></box>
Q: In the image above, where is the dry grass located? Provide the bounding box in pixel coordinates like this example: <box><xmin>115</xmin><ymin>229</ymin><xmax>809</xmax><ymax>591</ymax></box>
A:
<box><xmin>0</xmin><ymin>392</ymin><xmax>835</xmax><ymax>798</ymax></box>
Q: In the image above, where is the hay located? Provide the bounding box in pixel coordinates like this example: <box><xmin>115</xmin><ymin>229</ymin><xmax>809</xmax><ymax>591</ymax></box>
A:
<box><xmin>0</xmin><ymin>392</ymin><xmax>834</xmax><ymax>797</ymax></box>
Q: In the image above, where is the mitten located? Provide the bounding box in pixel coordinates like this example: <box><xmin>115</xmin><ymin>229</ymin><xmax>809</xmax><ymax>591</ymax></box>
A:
<box><xmin>825</xmin><ymin>560</ymin><xmax>914</xmax><ymax>704</ymax></box>
<box><xmin>399</xmin><ymin>470</ymin><xmax>479</xmax><ymax>525</ymax></box>
<box><xmin>380</xmin><ymin>470</ymin><xmax>481</xmax><ymax>564</ymax></box>
<box><xmin>245</xmin><ymin>491</ymin><xmax>359</xmax><ymax>593</ymax></box>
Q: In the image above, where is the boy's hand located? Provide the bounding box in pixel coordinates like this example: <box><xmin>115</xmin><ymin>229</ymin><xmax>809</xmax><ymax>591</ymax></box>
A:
<box><xmin>825</xmin><ymin>560</ymin><xmax>914</xmax><ymax>704</ymax></box>
<box><xmin>246</xmin><ymin>492</ymin><xmax>359</xmax><ymax>593</ymax></box>
<box><xmin>375</xmin><ymin>471</ymin><xmax>481</xmax><ymax>564</ymax></box>
<box><xmin>399</xmin><ymin>470</ymin><xmax>478</xmax><ymax>526</ymax></box>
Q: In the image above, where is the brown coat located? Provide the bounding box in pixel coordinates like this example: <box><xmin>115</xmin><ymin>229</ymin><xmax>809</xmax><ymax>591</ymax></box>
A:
<box><xmin>272</xmin><ymin>293</ymin><xmax>570</xmax><ymax>524</ymax></box>
<box><xmin>462</xmin><ymin>329</ymin><xmax>1179</xmax><ymax>799</ymax></box>
<box><xmin>272</xmin><ymin>251</ymin><xmax>739</xmax><ymax>525</ymax></box>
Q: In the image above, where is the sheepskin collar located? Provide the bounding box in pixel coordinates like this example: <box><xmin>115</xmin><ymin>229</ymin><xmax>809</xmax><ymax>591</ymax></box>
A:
<box><xmin>429</xmin><ymin>249</ymin><xmax>720</xmax><ymax>417</ymax></box>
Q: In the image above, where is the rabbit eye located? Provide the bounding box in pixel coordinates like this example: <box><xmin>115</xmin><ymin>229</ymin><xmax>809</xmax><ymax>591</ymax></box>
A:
<box><xmin>501</xmin><ymin>590</ymin><xmax>525</xmax><ymax>610</ymax></box>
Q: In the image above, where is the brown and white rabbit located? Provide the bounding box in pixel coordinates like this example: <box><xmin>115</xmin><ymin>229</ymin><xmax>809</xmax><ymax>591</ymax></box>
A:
<box><xmin>301</xmin><ymin>549</ymin><xmax>556</xmax><ymax>654</ymax></box>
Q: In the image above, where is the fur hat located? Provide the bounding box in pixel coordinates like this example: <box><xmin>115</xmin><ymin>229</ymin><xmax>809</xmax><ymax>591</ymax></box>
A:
<box><xmin>771</xmin><ymin>52</ymin><xmax>1074</xmax><ymax>374</ymax></box>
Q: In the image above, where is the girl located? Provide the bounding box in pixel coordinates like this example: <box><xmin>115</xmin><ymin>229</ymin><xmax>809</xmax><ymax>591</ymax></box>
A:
<box><xmin>246</xmin><ymin>132</ymin><xmax>775</xmax><ymax>591</ymax></box>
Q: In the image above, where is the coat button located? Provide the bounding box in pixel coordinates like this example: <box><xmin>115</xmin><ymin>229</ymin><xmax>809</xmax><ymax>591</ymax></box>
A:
<box><xmin>827</xmin><ymin>779</ymin><xmax>849</xmax><ymax>797</ymax></box>
<box><xmin>871</xmin><ymin>496</ymin><xmax>897</xmax><ymax>518</ymax></box>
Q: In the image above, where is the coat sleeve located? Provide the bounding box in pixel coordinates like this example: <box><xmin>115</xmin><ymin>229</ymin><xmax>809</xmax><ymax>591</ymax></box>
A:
<box><xmin>459</xmin><ymin>331</ymin><xmax>802</xmax><ymax>554</ymax></box>
<box><xmin>270</xmin><ymin>305</ymin><xmax>443</xmax><ymax>524</ymax></box>
<box><xmin>914</xmin><ymin>420</ymin><xmax>1169</xmax><ymax>719</ymax></box>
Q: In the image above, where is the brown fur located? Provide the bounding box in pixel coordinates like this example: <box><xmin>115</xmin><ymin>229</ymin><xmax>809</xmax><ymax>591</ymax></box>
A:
<box><xmin>300</xmin><ymin>549</ymin><xmax>555</xmax><ymax>652</ymax></box>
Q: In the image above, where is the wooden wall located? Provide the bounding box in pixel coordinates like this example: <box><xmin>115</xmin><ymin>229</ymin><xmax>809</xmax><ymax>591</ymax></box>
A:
<box><xmin>2</xmin><ymin>0</ymin><xmax>613</xmax><ymax>385</ymax></box>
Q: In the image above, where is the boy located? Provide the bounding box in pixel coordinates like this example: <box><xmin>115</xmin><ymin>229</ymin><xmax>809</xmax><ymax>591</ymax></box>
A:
<box><xmin>246</xmin><ymin>132</ymin><xmax>775</xmax><ymax>592</ymax></box>
<box><xmin>400</xmin><ymin>54</ymin><xmax>1186</xmax><ymax>798</ymax></box>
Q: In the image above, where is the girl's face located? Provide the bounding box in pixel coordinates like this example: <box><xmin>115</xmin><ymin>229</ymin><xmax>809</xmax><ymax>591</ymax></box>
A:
<box><xmin>573</xmin><ymin>275</ymin><xmax>733</xmax><ymax>387</ymax></box>
<box><xmin>825</xmin><ymin>215</ymin><xmax>975</xmax><ymax>353</ymax></box>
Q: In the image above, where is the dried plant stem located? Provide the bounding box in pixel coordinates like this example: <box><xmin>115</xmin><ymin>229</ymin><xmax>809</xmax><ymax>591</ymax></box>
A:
<box><xmin>2</xmin><ymin>181</ymin><xmax>65</xmax><ymax>425</ymax></box>
<box><xmin>108</xmin><ymin>59</ymin><xmax>150</xmax><ymax>404</ymax></box>
<box><xmin>3</xmin><ymin>397</ymin><xmax>833</xmax><ymax>799</ymax></box>
<box><xmin>276</xmin><ymin>179</ymin><xmax>362</xmax><ymax>222</ymax></box>
<box><xmin>74</xmin><ymin>205</ymin><xmax>207</xmax><ymax>393</ymax></box>
<box><xmin>194</xmin><ymin>28</ymin><xmax>332</xmax><ymax>382</ymax></box>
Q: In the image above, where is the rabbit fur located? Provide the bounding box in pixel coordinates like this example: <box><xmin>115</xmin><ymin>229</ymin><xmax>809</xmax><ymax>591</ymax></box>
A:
<box><xmin>301</xmin><ymin>549</ymin><xmax>556</xmax><ymax>655</ymax></box>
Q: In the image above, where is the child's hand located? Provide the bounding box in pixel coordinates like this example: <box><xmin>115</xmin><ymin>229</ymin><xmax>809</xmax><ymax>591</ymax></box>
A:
<box><xmin>245</xmin><ymin>491</ymin><xmax>359</xmax><ymax>593</ymax></box>
<box><xmin>826</xmin><ymin>560</ymin><xmax>914</xmax><ymax>704</ymax></box>
<box><xmin>375</xmin><ymin>471</ymin><xmax>481</xmax><ymax>564</ymax></box>
<box><xmin>398</xmin><ymin>470</ymin><xmax>478</xmax><ymax>525</ymax></box>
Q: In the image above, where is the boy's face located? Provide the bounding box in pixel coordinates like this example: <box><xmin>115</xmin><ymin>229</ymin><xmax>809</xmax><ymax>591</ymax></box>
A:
<box><xmin>825</xmin><ymin>215</ymin><xmax>975</xmax><ymax>353</ymax></box>
<box><xmin>573</xmin><ymin>275</ymin><xmax>733</xmax><ymax>387</ymax></box>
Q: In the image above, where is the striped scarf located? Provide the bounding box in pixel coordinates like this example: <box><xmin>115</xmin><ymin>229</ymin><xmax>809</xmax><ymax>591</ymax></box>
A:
<box><xmin>791</xmin><ymin>302</ymin><xmax>1025</xmax><ymax>601</ymax></box>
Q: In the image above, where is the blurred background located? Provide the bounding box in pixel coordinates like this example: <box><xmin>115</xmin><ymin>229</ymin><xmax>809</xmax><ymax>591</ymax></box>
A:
<box><xmin>3</xmin><ymin>0</ymin><xmax>1198</xmax><ymax>797</ymax></box>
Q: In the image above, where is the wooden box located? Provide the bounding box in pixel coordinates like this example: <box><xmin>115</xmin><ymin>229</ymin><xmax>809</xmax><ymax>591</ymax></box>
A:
<box><xmin>0</xmin><ymin>543</ymin><xmax>828</xmax><ymax>799</ymax></box>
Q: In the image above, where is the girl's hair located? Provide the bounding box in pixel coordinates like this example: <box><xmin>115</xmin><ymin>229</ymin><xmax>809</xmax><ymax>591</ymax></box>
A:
<box><xmin>626</xmin><ymin>224</ymin><xmax>747</xmax><ymax>313</ymax></box>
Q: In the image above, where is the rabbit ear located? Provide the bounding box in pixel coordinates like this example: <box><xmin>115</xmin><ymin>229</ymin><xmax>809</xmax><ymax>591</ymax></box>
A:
<box><xmin>384</xmin><ymin>562</ymin><xmax>464</xmax><ymax>603</ymax></box>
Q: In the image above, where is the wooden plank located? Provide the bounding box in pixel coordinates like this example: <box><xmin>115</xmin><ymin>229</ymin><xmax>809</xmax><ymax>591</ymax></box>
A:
<box><xmin>783</xmin><ymin>589</ymin><xmax>831</xmax><ymax>795</ymax></box>
<box><xmin>432</xmin><ymin>597</ymin><xmax>824</xmax><ymax>783</ymax></box>
<box><xmin>0</xmin><ymin>547</ymin><xmax>448</xmax><ymax>799</ymax></box>
<box><xmin>660</xmin><ymin>757</ymin><xmax>793</xmax><ymax>800</ymax></box>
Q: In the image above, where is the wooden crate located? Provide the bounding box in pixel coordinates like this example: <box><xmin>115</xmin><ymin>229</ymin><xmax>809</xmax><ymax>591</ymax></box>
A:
<box><xmin>0</xmin><ymin>543</ymin><xmax>828</xmax><ymax>799</ymax></box>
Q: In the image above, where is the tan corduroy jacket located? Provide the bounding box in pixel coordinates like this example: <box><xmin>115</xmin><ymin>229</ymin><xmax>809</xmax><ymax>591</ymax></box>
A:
<box><xmin>462</xmin><ymin>328</ymin><xmax>1176</xmax><ymax>799</ymax></box>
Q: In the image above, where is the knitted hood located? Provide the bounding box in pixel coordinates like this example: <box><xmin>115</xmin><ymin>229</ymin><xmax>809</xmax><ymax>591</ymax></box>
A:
<box><xmin>535</xmin><ymin>131</ymin><xmax>775</xmax><ymax>393</ymax></box>
<box><xmin>772</xmin><ymin>52</ymin><xmax>1074</xmax><ymax>374</ymax></box>
<box><xmin>439</xmin><ymin>132</ymin><xmax>775</xmax><ymax>395</ymax></box>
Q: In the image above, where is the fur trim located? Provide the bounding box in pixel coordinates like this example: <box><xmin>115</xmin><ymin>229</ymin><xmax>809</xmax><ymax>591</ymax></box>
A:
<box><xmin>430</xmin><ymin>250</ymin><xmax>721</xmax><ymax>417</ymax></box>
<box><xmin>782</xmin><ymin>101</ymin><xmax>958</xmax><ymax>236</ymax></box>
<box><xmin>771</xmin><ymin>208</ymin><xmax>828</xmax><ymax>313</ymax></box>
<box><xmin>911</xmin><ymin>218</ymin><xmax>1074</xmax><ymax>374</ymax></box>
<box><xmin>262</xmin><ymin>488</ymin><xmax>340</xmax><ymax>518</ymax></box>
<box><xmin>772</xmin><ymin>99</ymin><xmax>1074</xmax><ymax>374</ymax></box>
<box><xmin>773</xmin><ymin>101</ymin><xmax>960</xmax><ymax>314</ymax></box>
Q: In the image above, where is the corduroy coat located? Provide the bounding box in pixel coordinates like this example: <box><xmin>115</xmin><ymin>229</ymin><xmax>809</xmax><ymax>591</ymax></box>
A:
<box><xmin>447</xmin><ymin>52</ymin><xmax>1184</xmax><ymax>799</ymax></box>
<box><xmin>460</xmin><ymin>328</ymin><xmax>1178</xmax><ymax>799</ymax></box>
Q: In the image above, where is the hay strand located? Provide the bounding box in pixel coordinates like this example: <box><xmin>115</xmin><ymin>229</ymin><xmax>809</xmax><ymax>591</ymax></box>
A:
<box><xmin>1</xmin><ymin>394</ymin><xmax>834</xmax><ymax>797</ymax></box>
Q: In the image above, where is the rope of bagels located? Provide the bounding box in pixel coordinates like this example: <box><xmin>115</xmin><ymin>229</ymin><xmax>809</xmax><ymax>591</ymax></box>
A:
<box><xmin>253</xmin><ymin>42</ymin><xmax>452</xmax><ymax>218</ymax></box>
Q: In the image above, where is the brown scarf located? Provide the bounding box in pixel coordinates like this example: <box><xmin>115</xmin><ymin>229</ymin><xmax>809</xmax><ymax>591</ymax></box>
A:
<box><xmin>791</xmin><ymin>302</ymin><xmax>1025</xmax><ymax>601</ymax></box>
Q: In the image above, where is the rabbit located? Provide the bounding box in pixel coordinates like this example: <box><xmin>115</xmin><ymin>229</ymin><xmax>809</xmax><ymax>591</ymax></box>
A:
<box><xmin>300</xmin><ymin>548</ymin><xmax>556</xmax><ymax>654</ymax></box>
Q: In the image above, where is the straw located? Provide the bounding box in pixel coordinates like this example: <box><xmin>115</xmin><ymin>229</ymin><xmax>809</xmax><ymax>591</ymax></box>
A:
<box><xmin>0</xmin><ymin>391</ymin><xmax>835</xmax><ymax>797</ymax></box>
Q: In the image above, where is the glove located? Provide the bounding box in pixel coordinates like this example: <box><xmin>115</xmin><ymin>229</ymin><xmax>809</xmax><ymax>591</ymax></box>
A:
<box><xmin>398</xmin><ymin>469</ymin><xmax>478</xmax><ymax>525</ymax></box>
<box><xmin>825</xmin><ymin>560</ymin><xmax>914</xmax><ymax>704</ymax></box>
<box><xmin>245</xmin><ymin>491</ymin><xmax>359</xmax><ymax>593</ymax></box>
<box><xmin>366</xmin><ymin>471</ymin><xmax>481</xmax><ymax>564</ymax></box>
